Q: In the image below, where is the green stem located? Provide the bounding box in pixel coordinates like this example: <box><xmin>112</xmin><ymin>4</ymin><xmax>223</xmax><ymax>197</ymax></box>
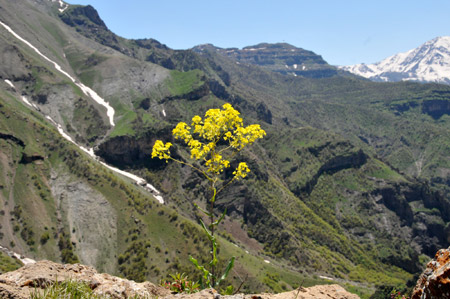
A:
<box><xmin>168</xmin><ymin>157</ymin><xmax>213</xmax><ymax>182</ymax></box>
<box><xmin>209</xmin><ymin>186</ymin><xmax>217</xmax><ymax>286</ymax></box>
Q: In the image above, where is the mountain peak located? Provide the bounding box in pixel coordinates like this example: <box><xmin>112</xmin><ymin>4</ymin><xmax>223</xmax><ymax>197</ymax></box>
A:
<box><xmin>59</xmin><ymin>4</ymin><xmax>108</xmax><ymax>30</ymax></box>
<box><xmin>340</xmin><ymin>36</ymin><xmax>450</xmax><ymax>84</ymax></box>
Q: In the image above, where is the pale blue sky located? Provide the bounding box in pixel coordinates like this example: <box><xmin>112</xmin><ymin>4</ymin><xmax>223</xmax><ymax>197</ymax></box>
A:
<box><xmin>65</xmin><ymin>0</ymin><xmax>450</xmax><ymax>66</ymax></box>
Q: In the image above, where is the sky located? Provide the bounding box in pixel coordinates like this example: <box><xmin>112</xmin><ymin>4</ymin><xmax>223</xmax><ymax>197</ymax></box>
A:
<box><xmin>65</xmin><ymin>0</ymin><xmax>450</xmax><ymax>66</ymax></box>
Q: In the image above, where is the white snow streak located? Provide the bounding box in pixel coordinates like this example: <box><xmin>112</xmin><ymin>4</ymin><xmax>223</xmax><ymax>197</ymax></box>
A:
<box><xmin>21</xmin><ymin>96</ymin><xmax>33</xmax><ymax>107</ymax></box>
<box><xmin>54</xmin><ymin>120</ymin><xmax>165</xmax><ymax>204</ymax></box>
<box><xmin>162</xmin><ymin>109</ymin><xmax>166</xmax><ymax>117</ymax></box>
<box><xmin>0</xmin><ymin>20</ymin><xmax>115</xmax><ymax>126</ymax></box>
<box><xmin>58</xmin><ymin>0</ymin><xmax>68</xmax><ymax>13</ymax></box>
<box><xmin>264</xmin><ymin>260</ymin><xmax>270</xmax><ymax>264</ymax></box>
<box><xmin>319</xmin><ymin>275</ymin><xmax>334</xmax><ymax>281</ymax></box>
<box><xmin>4</xmin><ymin>79</ymin><xmax>15</xmax><ymax>89</ymax></box>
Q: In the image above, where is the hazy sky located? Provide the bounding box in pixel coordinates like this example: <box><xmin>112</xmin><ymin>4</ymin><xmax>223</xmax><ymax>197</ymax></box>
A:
<box><xmin>65</xmin><ymin>0</ymin><xmax>450</xmax><ymax>66</ymax></box>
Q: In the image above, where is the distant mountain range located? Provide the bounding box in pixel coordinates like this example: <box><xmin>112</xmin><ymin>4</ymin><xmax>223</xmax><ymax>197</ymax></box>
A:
<box><xmin>340</xmin><ymin>36</ymin><xmax>450</xmax><ymax>84</ymax></box>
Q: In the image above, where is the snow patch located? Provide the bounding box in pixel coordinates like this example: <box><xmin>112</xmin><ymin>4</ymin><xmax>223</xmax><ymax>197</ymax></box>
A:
<box><xmin>20</xmin><ymin>96</ymin><xmax>39</xmax><ymax>110</ymax></box>
<box><xmin>45</xmin><ymin>115</ymin><xmax>57</xmax><ymax>125</ymax></box>
<box><xmin>4</xmin><ymin>79</ymin><xmax>15</xmax><ymax>89</ymax></box>
<box><xmin>264</xmin><ymin>260</ymin><xmax>270</xmax><ymax>264</ymax></box>
<box><xmin>245</xmin><ymin>47</ymin><xmax>265</xmax><ymax>51</ymax></box>
<box><xmin>162</xmin><ymin>109</ymin><xmax>166</xmax><ymax>117</ymax></box>
<box><xmin>21</xmin><ymin>96</ymin><xmax>33</xmax><ymax>107</ymax></box>
<box><xmin>319</xmin><ymin>275</ymin><xmax>334</xmax><ymax>281</ymax></box>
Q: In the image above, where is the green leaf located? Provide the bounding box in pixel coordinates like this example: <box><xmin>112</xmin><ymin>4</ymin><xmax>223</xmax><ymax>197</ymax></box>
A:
<box><xmin>199</xmin><ymin>218</ymin><xmax>214</xmax><ymax>242</ymax></box>
<box><xmin>193</xmin><ymin>203</ymin><xmax>212</xmax><ymax>217</ymax></box>
<box><xmin>212</xmin><ymin>208</ymin><xmax>227</xmax><ymax>226</ymax></box>
<box><xmin>189</xmin><ymin>255</ymin><xmax>210</xmax><ymax>281</ymax></box>
<box><xmin>216</xmin><ymin>256</ymin><xmax>235</xmax><ymax>286</ymax></box>
<box><xmin>221</xmin><ymin>285</ymin><xmax>234</xmax><ymax>295</ymax></box>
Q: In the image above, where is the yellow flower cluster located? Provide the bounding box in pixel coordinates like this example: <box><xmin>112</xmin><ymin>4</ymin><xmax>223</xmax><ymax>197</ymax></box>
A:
<box><xmin>232</xmin><ymin>162</ymin><xmax>250</xmax><ymax>180</ymax></box>
<box><xmin>151</xmin><ymin>140</ymin><xmax>172</xmax><ymax>160</ymax></box>
<box><xmin>152</xmin><ymin>103</ymin><xmax>265</xmax><ymax>179</ymax></box>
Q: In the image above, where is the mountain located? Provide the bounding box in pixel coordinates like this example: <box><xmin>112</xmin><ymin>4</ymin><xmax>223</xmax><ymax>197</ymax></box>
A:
<box><xmin>0</xmin><ymin>0</ymin><xmax>450</xmax><ymax>297</ymax></box>
<box><xmin>340</xmin><ymin>36</ymin><xmax>450</xmax><ymax>84</ymax></box>
<box><xmin>193</xmin><ymin>43</ymin><xmax>339</xmax><ymax>78</ymax></box>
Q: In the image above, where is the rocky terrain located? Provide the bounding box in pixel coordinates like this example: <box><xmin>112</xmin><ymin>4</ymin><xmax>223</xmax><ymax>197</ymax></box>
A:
<box><xmin>1</xmin><ymin>246</ymin><xmax>450</xmax><ymax>299</ymax></box>
<box><xmin>0</xmin><ymin>260</ymin><xmax>359</xmax><ymax>299</ymax></box>
<box><xmin>412</xmin><ymin>246</ymin><xmax>450</xmax><ymax>299</ymax></box>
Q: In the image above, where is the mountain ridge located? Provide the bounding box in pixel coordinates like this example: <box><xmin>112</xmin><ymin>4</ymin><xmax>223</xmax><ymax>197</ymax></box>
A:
<box><xmin>192</xmin><ymin>42</ymin><xmax>339</xmax><ymax>78</ymax></box>
<box><xmin>340</xmin><ymin>36</ymin><xmax>450</xmax><ymax>84</ymax></box>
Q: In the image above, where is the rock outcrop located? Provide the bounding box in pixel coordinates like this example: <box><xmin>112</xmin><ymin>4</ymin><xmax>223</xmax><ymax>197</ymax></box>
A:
<box><xmin>0</xmin><ymin>260</ymin><xmax>170</xmax><ymax>299</ymax></box>
<box><xmin>412</xmin><ymin>246</ymin><xmax>450</xmax><ymax>299</ymax></box>
<box><xmin>0</xmin><ymin>260</ymin><xmax>360</xmax><ymax>299</ymax></box>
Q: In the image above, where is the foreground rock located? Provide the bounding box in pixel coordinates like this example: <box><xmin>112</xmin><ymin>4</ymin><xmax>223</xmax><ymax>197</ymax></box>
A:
<box><xmin>0</xmin><ymin>260</ymin><xmax>359</xmax><ymax>298</ymax></box>
<box><xmin>0</xmin><ymin>260</ymin><xmax>170</xmax><ymax>298</ymax></box>
<box><xmin>412</xmin><ymin>246</ymin><xmax>450</xmax><ymax>299</ymax></box>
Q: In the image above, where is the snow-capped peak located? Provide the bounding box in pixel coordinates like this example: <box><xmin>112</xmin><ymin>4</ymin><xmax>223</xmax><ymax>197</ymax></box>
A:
<box><xmin>339</xmin><ymin>36</ymin><xmax>450</xmax><ymax>85</ymax></box>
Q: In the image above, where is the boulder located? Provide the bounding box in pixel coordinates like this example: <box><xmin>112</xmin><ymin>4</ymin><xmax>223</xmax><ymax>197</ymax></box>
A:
<box><xmin>412</xmin><ymin>246</ymin><xmax>450</xmax><ymax>299</ymax></box>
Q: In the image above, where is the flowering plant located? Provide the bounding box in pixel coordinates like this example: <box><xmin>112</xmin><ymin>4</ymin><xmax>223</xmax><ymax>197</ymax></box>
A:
<box><xmin>152</xmin><ymin>103</ymin><xmax>265</xmax><ymax>288</ymax></box>
<box><xmin>161</xmin><ymin>273</ymin><xmax>200</xmax><ymax>294</ymax></box>
<box><xmin>390</xmin><ymin>289</ymin><xmax>410</xmax><ymax>299</ymax></box>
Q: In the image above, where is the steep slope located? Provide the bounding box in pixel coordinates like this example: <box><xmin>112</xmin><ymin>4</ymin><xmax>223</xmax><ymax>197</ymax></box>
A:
<box><xmin>340</xmin><ymin>36</ymin><xmax>450</xmax><ymax>84</ymax></box>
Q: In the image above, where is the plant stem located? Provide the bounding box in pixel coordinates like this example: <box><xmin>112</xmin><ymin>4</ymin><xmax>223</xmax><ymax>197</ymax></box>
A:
<box><xmin>210</xmin><ymin>186</ymin><xmax>216</xmax><ymax>286</ymax></box>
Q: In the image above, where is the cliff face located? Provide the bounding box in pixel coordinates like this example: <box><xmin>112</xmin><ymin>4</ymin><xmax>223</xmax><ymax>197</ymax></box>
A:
<box><xmin>193</xmin><ymin>43</ymin><xmax>338</xmax><ymax>78</ymax></box>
